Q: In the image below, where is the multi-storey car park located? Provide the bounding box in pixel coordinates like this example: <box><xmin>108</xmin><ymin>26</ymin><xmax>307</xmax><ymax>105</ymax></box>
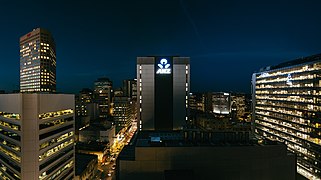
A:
<box><xmin>252</xmin><ymin>54</ymin><xmax>321</xmax><ymax>179</ymax></box>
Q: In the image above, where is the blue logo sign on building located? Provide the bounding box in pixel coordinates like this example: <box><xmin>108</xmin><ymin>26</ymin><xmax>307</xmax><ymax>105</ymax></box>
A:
<box><xmin>156</xmin><ymin>58</ymin><xmax>171</xmax><ymax>74</ymax></box>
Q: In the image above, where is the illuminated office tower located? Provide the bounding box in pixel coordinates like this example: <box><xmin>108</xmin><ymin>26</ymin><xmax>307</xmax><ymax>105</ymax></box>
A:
<box><xmin>113</xmin><ymin>96</ymin><xmax>133</xmax><ymax>134</ymax></box>
<box><xmin>0</xmin><ymin>94</ymin><xmax>75</xmax><ymax>180</ymax></box>
<box><xmin>20</xmin><ymin>28</ymin><xmax>56</xmax><ymax>93</ymax></box>
<box><xmin>252</xmin><ymin>54</ymin><xmax>321</xmax><ymax>179</ymax></box>
<box><xmin>137</xmin><ymin>56</ymin><xmax>190</xmax><ymax>131</ymax></box>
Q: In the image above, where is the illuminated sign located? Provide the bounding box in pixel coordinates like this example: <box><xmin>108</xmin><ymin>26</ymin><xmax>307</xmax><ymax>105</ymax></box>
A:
<box><xmin>156</xmin><ymin>58</ymin><xmax>171</xmax><ymax>74</ymax></box>
<box><xmin>286</xmin><ymin>74</ymin><xmax>293</xmax><ymax>86</ymax></box>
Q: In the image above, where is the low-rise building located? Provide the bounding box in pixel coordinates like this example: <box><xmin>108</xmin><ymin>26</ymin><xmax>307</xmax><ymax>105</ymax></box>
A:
<box><xmin>117</xmin><ymin>131</ymin><xmax>296</xmax><ymax>180</ymax></box>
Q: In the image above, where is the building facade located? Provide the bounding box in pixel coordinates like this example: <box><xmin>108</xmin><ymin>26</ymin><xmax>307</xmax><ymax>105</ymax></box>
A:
<box><xmin>123</xmin><ymin>79</ymin><xmax>137</xmax><ymax>100</ymax></box>
<box><xmin>113</xmin><ymin>96</ymin><xmax>133</xmax><ymax>134</ymax></box>
<box><xmin>231</xmin><ymin>93</ymin><xmax>246</xmax><ymax>120</ymax></box>
<box><xmin>137</xmin><ymin>56</ymin><xmax>190</xmax><ymax>131</ymax></box>
<box><xmin>93</xmin><ymin>78</ymin><xmax>113</xmax><ymax>118</ymax></box>
<box><xmin>20</xmin><ymin>28</ymin><xmax>56</xmax><ymax>93</ymax></box>
<box><xmin>212</xmin><ymin>92</ymin><xmax>231</xmax><ymax>115</ymax></box>
<box><xmin>0</xmin><ymin>94</ymin><xmax>75</xmax><ymax>180</ymax></box>
<box><xmin>252</xmin><ymin>54</ymin><xmax>321</xmax><ymax>179</ymax></box>
<box><xmin>75</xmin><ymin>88</ymin><xmax>93</xmax><ymax>117</ymax></box>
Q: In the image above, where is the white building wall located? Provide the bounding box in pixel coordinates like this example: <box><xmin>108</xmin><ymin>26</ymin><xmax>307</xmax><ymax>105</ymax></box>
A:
<box><xmin>0</xmin><ymin>93</ymin><xmax>75</xmax><ymax>180</ymax></box>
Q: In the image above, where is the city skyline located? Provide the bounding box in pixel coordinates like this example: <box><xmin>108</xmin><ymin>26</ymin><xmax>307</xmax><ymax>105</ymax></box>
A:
<box><xmin>1</xmin><ymin>0</ymin><xmax>321</xmax><ymax>93</ymax></box>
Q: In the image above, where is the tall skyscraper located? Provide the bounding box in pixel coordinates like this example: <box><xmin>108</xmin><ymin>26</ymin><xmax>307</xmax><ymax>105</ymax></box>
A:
<box><xmin>252</xmin><ymin>54</ymin><xmax>321</xmax><ymax>179</ymax></box>
<box><xmin>93</xmin><ymin>77</ymin><xmax>113</xmax><ymax>118</ymax></box>
<box><xmin>20</xmin><ymin>28</ymin><xmax>56</xmax><ymax>93</ymax></box>
<box><xmin>137</xmin><ymin>56</ymin><xmax>190</xmax><ymax>131</ymax></box>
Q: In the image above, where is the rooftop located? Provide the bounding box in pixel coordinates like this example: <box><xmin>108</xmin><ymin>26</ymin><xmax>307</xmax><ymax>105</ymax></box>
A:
<box><xmin>118</xmin><ymin>130</ymin><xmax>281</xmax><ymax>161</ymax></box>
<box><xmin>259</xmin><ymin>53</ymin><xmax>321</xmax><ymax>72</ymax></box>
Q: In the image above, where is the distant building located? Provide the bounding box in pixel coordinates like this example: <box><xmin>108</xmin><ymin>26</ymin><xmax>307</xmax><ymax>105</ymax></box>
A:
<box><xmin>113</xmin><ymin>96</ymin><xmax>133</xmax><ymax>134</ymax></box>
<box><xmin>212</xmin><ymin>92</ymin><xmax>231</xmax><ymax>115</ymax></box>
<box><xmin>231</xmin><ymin>93</ymin><xmax>246</xmax><ymax>120</ymax></box>
<box><xmin>252</xmin><ymin>54</ymin><xmax>321</xmax><ymax>179</ymax></box>
<box><xmin>75</xmin><ymin>88</ymin><xmax>93</xmax><ymax>117</ymax></box>
<box><xmin>123</xmin><ymin>79</ymin><xmax>137</xmax><ymax>100</ymax></box>
<box><xmin>189</xmin><ymin>92</ymin><xmax>204</xmax><ymax>112</ymax></box>
<box><xmin>75</xmin><ymin>153</ymin><xmax>98</xmax><ymax>180</ymax></box>
<box><xmin>93</xmin><ymin>78</ymin><xmax>113</xmax><ymax>118</ymax></box>
<box><xmin>195</xmin><ymin>113</ymin><xmax>251</xmax><ymax>132</ymax></box>
<box><xmin>20</xmin><ymin>28</ymin><xmax>56</xmax><ymax>93</ymax></box>
<box><xmin>117</xmin><ymin>131</ymin><xmax>296</xmax><ymax>180</ymax></box>
<box><xmin>0</xmin><ymin>94</ymin><xmax>75</xmax><ymax>180</ymax></box>
<box><xmin>137</xmin><ymin>56</ymin><xmax>190</xmax><ymax>131</ymax></box>
<box><xmin>79</xmin><ymin>124</ymin><xmax>115</xmax><ymax>144</ymax></box>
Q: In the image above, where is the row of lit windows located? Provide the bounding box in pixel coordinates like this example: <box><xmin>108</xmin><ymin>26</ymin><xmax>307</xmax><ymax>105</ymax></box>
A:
<box><xmin>256</xmin><ymin>90</ymin><xmax>321</xmax><ymax>96</ymax></box>
<box><xmin>0</xmin><ymin>120</ymin><xmax>20</xmax><ymax>131</ymax></box>
<box><xmin>257</xmin><ymin>100</ymin><xmax>321</xmax><ymax>112</ymax></box>
<box><xmin>39</xmin><ymin>117</ymin><xmax>73</xmax><ymax>130</ymax></box>
<box><xmin>40</xmin><ymin>43</ymin><xmax>50</xmax><ymax>46</ymax></box>
<box><xmin>256</xmin><ymin>73</ymin><xmax>316</xmax><ymax>84</ymax></box>
<box><xmin>256</xmin><ymin>63</ymin><xmax>321</xmax><ymax>80</ymax></box>
<box><xmin>0</xmin><ymin>145</ymin><xmax>20</xmax><ymax>163</ymax></box>
<box><xmin>256</xmin><ymin>95</ymin><xmax>316</xmax><ymax>104</ymax></box>
<box><xmin>40</xmin><ymin>131</ymin><xmax>74</xmax><ymax>150</ymax></box>
<box><xmin>0</xmin><ymin>137</ymin><xmax>20</xmax><ymax>152</ymax></box>
<box><xmin>20</xmin><ymin>88</ymin><xmax>53</xmax><ymax>92</ymax></box>
<box><xmin>0</xmin><ymin>171</ymin><xmax>11</xmax><ymax>180</ymax></box>
<box><xmin>21</xmin><ymin>65</ymin><xmax>40</xmax><ymax>72</ymax></box>
<box><xmin>39</xmin><ymin>139</ymin><xmax>73</xmax><ymax>161</ymax></box>
<box><xmin>297</xmin><ymin>164</ymin><xmax>320</xmax><ymax>180</ymax></box>
<box><xmin>256</xmin><ymin>114</ymin><xmax>311</xmax><ymax>135</ymax></box>
<box><xmin>20</xmin><ymin>81</ymin><xmax>41</xmax><ymax>86</ymax></box>
<box><xmin>20</xmin><ymin>85</ymin><xmax>41</xmax><ymax>89</ymax></box>
<box><xmin>256</xmin><ymin>82</ymin><xmax>315</xmax><ymax>89</ymax></box>
<box><xmin>256</xmin><ymin>109</ymin><xmax>311</xmax><ymax>127</ymax></box>
<box><xmin>20</xmin><ymin>70</ymin><xmax>40</xmax><ymax>76</ymax></box>
<box><xmin>256</xmin><ymin>105</ymin><xmax>308</xmax><ymax>119</ymax></box>
<box><xmin>256</xmin><ymin>120</ymin><xmax>320</xmax><ymax>146</ymax></box>
<box><xmin>39</xmin><ymin>109</ymin><xmax>73</xmax><ymax>120</ymax></box>
<box><xmin>0</xmin><ymin>113</ymin><xmax>20</xmax><ymax>120</ymax></box>
<box><xmin>47</xmin><ymin>160</ymin><xmax>73</xmax><ymax>180</ymax></box>
<box><xmin>286</xmin><ymin>142</ymin><xmax>317</xmax><ymax>165</ymax></box>
<box><xmin>20</xmin><ymin>82</ymin><xmax>40</xmax><ymax>88</ymax></box>
<box><xmin>0</xmin><ymin>128</ymin><xmax>20</xmax><ymax>141</ymax></box>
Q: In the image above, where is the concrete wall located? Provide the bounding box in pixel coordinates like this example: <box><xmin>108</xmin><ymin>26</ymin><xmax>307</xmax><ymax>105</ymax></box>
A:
<box><xmin>173</xmin><ymin>60</ymin><xmax>189</xmax><ymax>130</ymax></box>
<box><xmin>137</xmin><ymin>58</ymin><xmax>155</xmax><ymax>131</ymax></box>
<box><xmin>0</xmin><ymin>93</ymin><xmax>75</xmax><ymax>180</ymax></box>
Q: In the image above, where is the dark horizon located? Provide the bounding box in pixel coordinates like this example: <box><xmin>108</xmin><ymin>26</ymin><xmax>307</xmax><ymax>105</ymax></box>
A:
<box><xmin>1</xmin><ymin>0</ymin><xmax>321</xmax><ymax>94</ymax></box>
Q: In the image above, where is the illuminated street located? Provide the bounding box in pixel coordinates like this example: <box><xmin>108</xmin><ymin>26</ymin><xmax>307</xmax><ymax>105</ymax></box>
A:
<box><xmin>98</xmin><ymin>123</ymin><xmax>137</xmax><ymax>180</ymax></box>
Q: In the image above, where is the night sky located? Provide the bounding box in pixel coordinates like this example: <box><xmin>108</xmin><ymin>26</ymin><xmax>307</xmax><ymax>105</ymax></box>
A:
<box><xmin>1</xmin><ymin>0</ymin><xmax>321</xmax><ymax>93</ymax></box>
